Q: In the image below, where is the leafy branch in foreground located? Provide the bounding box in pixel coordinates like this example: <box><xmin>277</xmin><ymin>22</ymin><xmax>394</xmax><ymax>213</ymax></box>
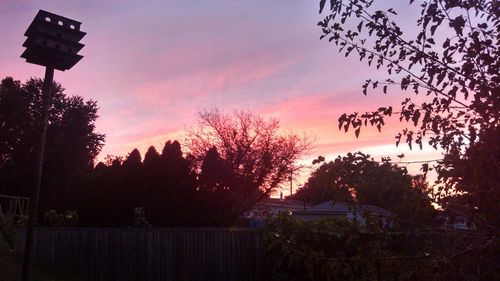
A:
<box><xmin>319</xmin><ymin>0</ymin><xmax>499</xmax><ymax>228</ymax></box>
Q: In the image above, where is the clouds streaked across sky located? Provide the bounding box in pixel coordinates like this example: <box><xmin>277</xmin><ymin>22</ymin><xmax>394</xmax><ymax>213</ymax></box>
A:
<box><xmin>0</xmin><ymin>0</ymin><xmax>442</xmax><ymax>187</ymax></box>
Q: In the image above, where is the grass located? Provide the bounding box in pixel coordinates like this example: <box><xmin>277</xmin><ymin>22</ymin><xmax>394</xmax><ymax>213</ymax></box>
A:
<box><xmin>0</xmin><ymin>235</ymin><xmax>86</xmax><ymax>281</ymax></box>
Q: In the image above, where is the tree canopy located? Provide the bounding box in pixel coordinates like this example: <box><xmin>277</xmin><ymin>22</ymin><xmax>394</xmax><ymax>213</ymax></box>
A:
<box><xmin>75</xmin><ymin>140</ymin><xmax>198</xmax><ymax>226</ymax></box>
<box><xmin>304</xmin><ymin>1</ymin><xmax>499</xmax><ymax>279</ymax></box>
<box><xmin>0</xmin><ymin>77</ymin><xmax>105</xmax><ymax>206</ymax></box>
<box><xmin>318</xmin><ymin>0</ymin><xmax>499</xmax><ymax>229</ymax></box>
<box><xmin>186</xmin><ymin>109</ymin><xmax>311</xmax><ymax>204</ymax></box>
<box><xmin>293</xmin><ymin>152</ymin><xmax>435</xmax><ymax>223</ymax></box>
<box><xmin>44</xmin><ymin>109</ymin><xmax>311</xmax><ymax>227</ymax></box>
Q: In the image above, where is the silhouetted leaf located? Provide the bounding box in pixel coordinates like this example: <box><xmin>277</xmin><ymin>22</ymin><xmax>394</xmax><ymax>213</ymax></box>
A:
<box><xmin>319</xmin><ymin>0</ymin><xmax>327</xmax><ymax>13</ymax></box>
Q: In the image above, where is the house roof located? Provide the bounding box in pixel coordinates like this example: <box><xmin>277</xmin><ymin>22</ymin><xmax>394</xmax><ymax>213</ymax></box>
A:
<box><xmin>362</xmin><ymin>204</ymin><xmax>393</xmax><ymax>217</ymax></box>
<box><xmin>301</xmin><ymin>201</ymin><xmax>352</xmax><ymax>213</ymax></box>
<box><xmin>256</xmin><ymin>198</ymin><xmax>313</xmax><ymax>209</ymax></box>
<box><xmin>241</xmin><ymin>198</ymin><xmax>313</xmax><ymax>219</ymax></box>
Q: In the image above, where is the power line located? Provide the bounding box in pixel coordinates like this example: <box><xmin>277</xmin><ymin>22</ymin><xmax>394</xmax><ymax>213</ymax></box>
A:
<box><xmin>390</xmin><ymin>158</ymin><xmax>442</xmax><ymax>164</ymax></box>
<box><xmin>300</xmin><ymin>158</ymin><xmax>443</xmax><ymax>169</ymax></box>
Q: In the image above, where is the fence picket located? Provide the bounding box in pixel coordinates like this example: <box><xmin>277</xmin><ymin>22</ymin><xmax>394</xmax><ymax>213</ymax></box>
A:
<box><xmin>24</xmin><ymin>227</ymin><xmax>269</xmax><ymax>281</ymax></box>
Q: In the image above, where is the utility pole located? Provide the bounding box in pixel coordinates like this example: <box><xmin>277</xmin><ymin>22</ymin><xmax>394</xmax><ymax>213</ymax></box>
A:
<box><xmin>20</xmin><ymin>10</ymin><xmax>86</xmax><ymax>281</ymax></box>
<box><xmin>21</xmin><ymin>66</ymin><xmax>53</xmax><ymax>280</ymax></box>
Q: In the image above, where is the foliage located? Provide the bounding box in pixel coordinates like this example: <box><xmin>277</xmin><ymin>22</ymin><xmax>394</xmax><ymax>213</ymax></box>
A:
<box><xmin>187</xmin><ymin>109</ymin><xmax>311</xmax><ymax>193</ymax></box>
<box><xmin>313</xmin><ymin>1</ymin><xmax>499</xmax><ymax>278</ymax></box>
<box><xmin>196</xmin><ymin>146</ymin><xmax>247</xmax><ymax>224</ymax></box>
<box><xmin>263</xmin><ymin>212</ymin><xmax>496</xmax><ymax>281</ymax></box>
<box><xmin>133</xmin><ymin>207</ymin><xmax>151</xmax><ymax>227</ymax></box>
<box><xmin>55</xmin><ymin>110</ymin><xmax>310</xmax><ymax>226</ymax></box>
<box><xmin>317</xmin><ymin>0</ymin><xmax>499</xmax><ymax>229</ymax></box>
<box><xmin>186</xmin><ymin>109</ymin><xmax>311</xmax><ymax>217</ymax></box>
<box><xmin>0</xmin><ymin>77</ymin><xmax>105</xmax><ymax>209</ymax></box>
<box><xmin>42</xmin><ymin>209</ymin><xmax>79</xmax><ymax>227</ymax></box>
<box><xmin>74</xmin><ymin>140</ymin><xmax>198</xmax><ymax>226</ymax></box>
<box><xmin>436</xmin><ymin>125</ymin><xmax>500</xmax><ymax>227</ymax></box>
<box><xmin>293</xmin><ymin>152</ymin><xmax>435</xmax><ymax>223</ymax></box>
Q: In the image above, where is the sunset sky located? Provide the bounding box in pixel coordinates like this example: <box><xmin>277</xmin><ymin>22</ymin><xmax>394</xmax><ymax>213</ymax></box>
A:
<box><xmin>0</xmin><ymin>0</ymin><xmax>443</xmax><ymax>190</ymax></box>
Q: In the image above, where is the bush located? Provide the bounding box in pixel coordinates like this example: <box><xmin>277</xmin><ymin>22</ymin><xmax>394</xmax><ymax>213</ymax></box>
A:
<box><xmin>262</xmin><ymin>212</ymin><xmax>492</xmax><ymax>281</ymax></box>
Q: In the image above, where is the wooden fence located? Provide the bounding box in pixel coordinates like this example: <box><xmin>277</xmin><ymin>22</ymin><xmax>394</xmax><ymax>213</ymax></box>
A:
<box><xmin>20</xmin><ymin>227</ymin><xmax>271</xmax><ymax>281</ymax></box>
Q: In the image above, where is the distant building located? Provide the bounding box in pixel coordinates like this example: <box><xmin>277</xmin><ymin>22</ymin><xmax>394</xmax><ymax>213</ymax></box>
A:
<box><xmin>292</xmin><ymin>201</ymin><xmax>393</xmax><ymax>225</ymax></box>
<box><xmin>242</xmin><ymin>199</ymin><xmax>393</xmax><ymax>228</ymax></box>
<box><xmin>241</xmin><ymin>198</ymin><xmax>313</xmax><ymax>228</ymax></box>
<box><xmin>436</xmin><ymin>212</ymin><xmax>476</xmax><ymax>231</ymax></box>
<box><xmin>451</xmin><ymin>216</ymin><xmax>475</xmax><ymax>230</ymax></box>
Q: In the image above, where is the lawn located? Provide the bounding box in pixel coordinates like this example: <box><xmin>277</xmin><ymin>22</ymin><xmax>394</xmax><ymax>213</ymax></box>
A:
<box><xmin>0</xmin><ymin>235</ymin><xmax>86</xmax><ymax>281</ymax></box>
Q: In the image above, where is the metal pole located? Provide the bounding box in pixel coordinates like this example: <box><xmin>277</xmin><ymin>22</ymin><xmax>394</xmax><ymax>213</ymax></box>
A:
<box><xmin>21</xmin><ymin>67</ymin><xmax>54</xmax><ymax>281</ymax></box>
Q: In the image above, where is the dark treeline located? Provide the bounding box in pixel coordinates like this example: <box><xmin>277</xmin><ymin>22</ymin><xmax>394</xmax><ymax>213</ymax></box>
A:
<box><xmin>2</xmin><ymin>128</ymin><xmax>281</xmax><ymax>227</ymax></box>
<box><xmin>62</xmin><ymin>141</ymin><xmax>244</xmax><ymax>227</ymax></box>
<box><xmin>1</xmin><ymin>77</ymin><xmax>309</xmax><ymax>226</ymax></box>
<box><xmin>0</xmin><ymin>76</ymin><xmax>441</xmax><ymax>228</ymax></box>
<box><xmin>6</xmin><ymin>131</ymin><xmax>298</xmax><ymax>227</ymax></box>
<box><xmin>53</xmin><ymin>140</ymin><xmax>304</xmax><ymax>227</ymax></box>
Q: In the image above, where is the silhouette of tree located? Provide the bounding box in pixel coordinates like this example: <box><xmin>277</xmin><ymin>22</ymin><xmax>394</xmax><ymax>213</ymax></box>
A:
<box><xmin>185</xmin><ymin>109</ymin><xmax>311</xmax><ymax>224</ymax></box>
<box><xmin>293</xmin><ymin>152</ymin><xmax>435</xmax><ymax>223</ymax></box>
<box><xmin>123</xmin><ymin>148</ymin><xmax>142</xmax><ymax>169</ymax></box>
<box><xmin>0</xmin><ymin>78</ymin><xmax>33</xmax><ymax>195</ymax></box>
<box><xmin>74</xmin><ymin>141</ymin><xmax>201</xmax><ymax>227</ymax></box>
<box><xmin>0</xmin><ymin>77</ymin><xmax>104</xmax><ymax>208</ymax></box>
<box><xmin>161</xmin><ymin>140</ymin><xmax>183</xmax><ymax>160</ymax></box>
<box><xmin>145</xmin><ymin>141</ymin><xmax>197</xmax><ymax>226</ymax></box>
<box><xmin>75</xmin><ymin>108</ymin><xmax>312</xmax><ymax>227</ymax></box>
<box><xmin>318</xmin><ymin>0</ymin><xmax>499</xmax><ymax>230</ymax></box>
<box><xmin>199</xmin><ymin>147</ymin><xmax>238</xmax><ymax>192</ymax></box>
<box><xmin>143</xmin><ymin>146</ymin><xmax>160</xmax><ymax>168</ymax></box>
<box><xmin>314</xmin><ymin>1</ymin><xmax>498</xmax><ymax>279</ymax></box>
<box><xmin>187</xmin><ymin>109</ymin><xmax>311</xmax><ymax>197</ymax></box>
<box><xmin>194</xmin><ymin>146</ymin><xmax>245</xmax><ymax>224</ymax></box>
<box><xmin>437</xmin><ymin>126</ymin><xmax>500</xmax><ymax>227</ymax></box>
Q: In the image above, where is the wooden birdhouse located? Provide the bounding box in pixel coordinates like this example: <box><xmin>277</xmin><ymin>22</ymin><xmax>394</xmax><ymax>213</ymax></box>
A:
<box><xmin>21</xmin><ymin>10</ymin><xmax>86</xmax><ymax>71</ymax></box>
